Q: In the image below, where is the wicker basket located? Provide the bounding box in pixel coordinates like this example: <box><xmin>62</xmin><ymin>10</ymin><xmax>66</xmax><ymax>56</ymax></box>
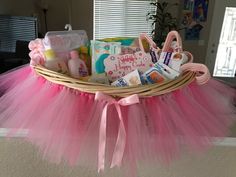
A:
<box><xmin>32</xmin><ymin>31</ymin><xmax>201</xmax><ymax>98</ymax></box>
<box><xmin>33</xmin><ymin>65</ymin><xmax>196</xmax><ymax>98</ymax></box>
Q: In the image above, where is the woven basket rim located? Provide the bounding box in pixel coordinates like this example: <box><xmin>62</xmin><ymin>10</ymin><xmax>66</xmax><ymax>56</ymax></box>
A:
<box><xmin>33</xmin><ymin>65</ymin><xmax>196</xmax><ymax>98</ymax></box>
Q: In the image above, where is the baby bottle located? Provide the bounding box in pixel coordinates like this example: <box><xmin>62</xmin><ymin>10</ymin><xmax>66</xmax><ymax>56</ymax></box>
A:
<box><xmin>68</xmin><ymin>50</ymin><xmax>88</xmax><ymax>78</ymax></box>
<box><xmin>44</xmin><ymin>49</ymin><xmax>69</xmax><ymax>74</ymax></box>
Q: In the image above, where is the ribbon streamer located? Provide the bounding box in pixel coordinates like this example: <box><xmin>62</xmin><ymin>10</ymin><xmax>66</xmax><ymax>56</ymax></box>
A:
<box><xmin>95</xmin><ymin>92</ymin><xmax>140</xmax><ymax>172</ymax></box>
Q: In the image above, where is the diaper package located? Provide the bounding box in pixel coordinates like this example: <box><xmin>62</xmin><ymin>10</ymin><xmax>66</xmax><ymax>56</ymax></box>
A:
<box><xmin>90</xmin><ymin>40</ymin><xmax>121</xmax><ymax>74</ymax></box>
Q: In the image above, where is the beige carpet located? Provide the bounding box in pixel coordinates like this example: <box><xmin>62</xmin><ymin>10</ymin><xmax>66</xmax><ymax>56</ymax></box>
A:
<box><xmin>0</xmin><ymin>138</ymin><xmax>236</xmax><ymax>177</ymax></box>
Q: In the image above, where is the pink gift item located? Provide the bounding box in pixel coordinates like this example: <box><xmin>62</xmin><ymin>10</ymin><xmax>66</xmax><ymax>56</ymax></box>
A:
<box><xmin>104</xmin><ymin>33</ymin><xmax>161</xmax><ymax>82</ymax></box>
<box><xmin>180</xmin><ymin>63</ymin><xmax>211</xmax><ymax>85</ymax></box>
<box><xmin>68</xmin><ymin>50</ymin><xmax>88</xmax><ymax>78</ymax></box>
<box><xmin>0</xmin><ymin>30</ymin><xmax>236</xmax><ymax>177</ymax></box>
<box><xmin>104</xmin><ymin>51</ymin><xmax>154</xmax><ymax>81</ymax></box>
<box><xmin>28</xmin><ymin>38</ymin><xmax>45</xmax><ymax>66</ymax></box>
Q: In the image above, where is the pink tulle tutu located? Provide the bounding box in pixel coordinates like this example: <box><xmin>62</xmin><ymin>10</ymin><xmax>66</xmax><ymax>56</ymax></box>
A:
<box><xmin>0</xmin><ymin>65</ymin><xmax>236</xmax><ymax>175</ymax></box>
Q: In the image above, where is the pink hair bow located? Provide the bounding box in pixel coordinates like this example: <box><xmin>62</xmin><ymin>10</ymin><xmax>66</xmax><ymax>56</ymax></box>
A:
<box><xmin>95</xmin><ymin>92</ymin><xmax>140</xmax><ymax>172</ymax></box>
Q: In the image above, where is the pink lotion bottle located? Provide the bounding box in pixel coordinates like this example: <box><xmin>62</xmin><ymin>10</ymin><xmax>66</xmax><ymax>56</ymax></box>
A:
<box><xmin>68</xmin><ymin>50</ymin><xmax>88</xmax><ymax>78</ymax></box>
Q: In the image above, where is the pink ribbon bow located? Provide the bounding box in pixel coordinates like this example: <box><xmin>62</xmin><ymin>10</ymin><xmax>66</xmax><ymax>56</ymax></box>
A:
<box><xmin>95</xmin><ymin>92</ymin><xmax>140</xmax><ymax>172</ymax></box>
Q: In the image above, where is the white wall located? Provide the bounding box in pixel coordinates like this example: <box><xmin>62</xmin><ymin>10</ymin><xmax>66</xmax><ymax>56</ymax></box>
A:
<box><xmin>44</xmin><ymin>0</ymin><xmax>69</xmax><ymax>33</ymax></box>
<box><xmin>0</xmin><ymin>0</ymin><xmax>36</xmax><ymax>16</ymax></box>
<box><xmin>70</xmin><ymin>0</ymin><xmax>93</xmax><ymax>39</ymax></box>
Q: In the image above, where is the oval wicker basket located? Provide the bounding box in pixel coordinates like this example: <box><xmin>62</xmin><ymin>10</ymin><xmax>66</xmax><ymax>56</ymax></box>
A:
<box><xmin>33</xmin><ymin>65</ymin><xmax>196</xmax><ymax>98</ymax></box>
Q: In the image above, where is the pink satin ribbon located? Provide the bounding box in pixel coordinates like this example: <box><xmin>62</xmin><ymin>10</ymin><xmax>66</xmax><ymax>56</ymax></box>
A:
<box><xmin>95</xmin><ymin>92</ymin><xmax>140</xmax><ymax>172</ymax></box>
<box><xmin>180</xmin><ymin>63</ymin><xmax>211</xmax><ymax>85</ymax></box>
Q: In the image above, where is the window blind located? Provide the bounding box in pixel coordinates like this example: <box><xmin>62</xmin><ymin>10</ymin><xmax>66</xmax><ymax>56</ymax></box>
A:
<box><xmin>0</xmin><ymin>15</ymin><xmax>38</xmax><ymax>52</ymax></box>
<box><xmin>93</xmin><ymin>0</ymin><xmax>154</xmax><ymax>40</ymax></box>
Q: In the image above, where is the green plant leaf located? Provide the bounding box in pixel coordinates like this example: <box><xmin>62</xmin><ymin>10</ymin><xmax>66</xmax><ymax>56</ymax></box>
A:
<box><xmin>147</xmin><ymin>0</ymin><xmax>179</xmax><ymax>47</ymax></box>
<box><xmin>150</xmin><ymin>2</ymin><xmax>157</xmax><ymax>6</ymax></box>
<box><xmin>162</xmin><ymin>2</ymin><xmax>168</xmax><ymax>9</ymax></box>
<box><xmin>156</xmin><ymin>3</ymin><xmax>164</xmax><ymax>12</ymax></box>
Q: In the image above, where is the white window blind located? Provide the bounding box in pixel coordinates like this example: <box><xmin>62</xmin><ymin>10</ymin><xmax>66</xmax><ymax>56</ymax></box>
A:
<box><xmin>93</xmin><ymin>0</ymin><xmax>154</xmax><ymax>40</ymax></box>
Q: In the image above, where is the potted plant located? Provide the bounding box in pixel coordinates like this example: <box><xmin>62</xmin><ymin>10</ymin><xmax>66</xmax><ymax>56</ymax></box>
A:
<box><xmin>147</xmin><ymin>0</ymin><xmax>179</xmax><ymax>47</ymax></box>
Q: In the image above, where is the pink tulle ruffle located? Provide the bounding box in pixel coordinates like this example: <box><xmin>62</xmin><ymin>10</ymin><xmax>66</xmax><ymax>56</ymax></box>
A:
<box><xmin>0</xmin><ymin>65</ymin><xmax>235</xmax><ymax>174</ymax></box>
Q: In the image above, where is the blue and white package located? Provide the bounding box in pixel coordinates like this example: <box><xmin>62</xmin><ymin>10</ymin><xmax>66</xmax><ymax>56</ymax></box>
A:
<box><xmin>111</xmin><ymin>69</ymin><xmax>142</xmax><ymax>87</ymax></box>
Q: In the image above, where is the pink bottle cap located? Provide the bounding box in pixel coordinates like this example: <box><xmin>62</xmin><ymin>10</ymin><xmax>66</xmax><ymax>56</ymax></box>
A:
<box><xmin>70</xmin><ymin>50</ymin><xmax>79</xmax><ymax>59</ymax></box>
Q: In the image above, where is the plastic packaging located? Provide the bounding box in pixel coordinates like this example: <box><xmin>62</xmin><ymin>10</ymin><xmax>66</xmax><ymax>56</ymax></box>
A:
<box><xmin>43</xmin><ymin>30</ymin><xmax>88</xmax><ymax>52</ymax></box>
<box><xmin>44</xmin><ymin>49</ymin><xmax>69</xmax><ymax>74</ymax></box>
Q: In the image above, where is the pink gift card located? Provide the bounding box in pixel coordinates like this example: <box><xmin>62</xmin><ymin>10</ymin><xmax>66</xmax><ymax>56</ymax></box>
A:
<box><xmin>104</xmin><ymin>51</ymin><xmax>154</xmax><ymax>81</ymax></box>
